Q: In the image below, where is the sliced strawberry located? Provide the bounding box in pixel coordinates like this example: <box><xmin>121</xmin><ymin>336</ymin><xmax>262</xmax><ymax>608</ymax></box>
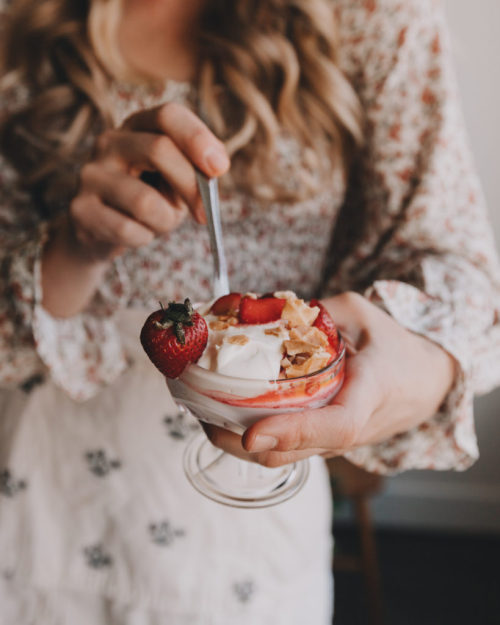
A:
<box><xmin>140</xmin><ymin>299</ymin><xmax>208</xmax><ymax>378</ymax></box>
<box><xmin>210</xmin><ymin>292</ymin><xmax>242</xmax><ymax>316</ymax></box>
<box><xmin>310</xmin><ymin>298</ymin><xmax>340</xmax><ymax>354</ymax></box>
<box><xmin>239</xmin><ymin>296</ymin><xmax>286</xmax><ymax>324</ymax></box>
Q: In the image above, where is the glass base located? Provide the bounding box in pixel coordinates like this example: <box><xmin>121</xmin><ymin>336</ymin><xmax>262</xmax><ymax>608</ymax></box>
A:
<box><xmin>183</xmin><ymin>431</ymin><xmax>310</xmax><ymax>508</ymax></box>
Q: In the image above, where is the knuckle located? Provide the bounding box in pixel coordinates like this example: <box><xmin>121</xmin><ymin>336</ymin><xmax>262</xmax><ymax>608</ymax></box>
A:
<box><xmin>149</xmin><ymin>136</ymin><xmax>172</xmax><ymax>166</ymax></box>
<box><xmin>116</xmin><ymin>218</ymin><xmax>146</xmax><ymax>246</ymax></box>
<box><xmin>138</xmin><ymin>230</ymin><xmax>155</xmax><ymax>247</ymax></box>
<box><xmin>79</xmin><ymin>162</ymin><xmax>98</xmax><ymax>186</ymax></box>
<box><xmin>69</xmin><ymin>195</ymin><xmax>85</xmax><ymax>220</ymax></box>
<box><xmin>70</xmin><ymin>193</ymin><xmax>96</xmax><ymax>223</ymax></box>
<box><xmin>276</xmin><ymin>426</ymin><xmax>304</xmax><ymax>452</ymax></box>
<box><xmin>339</xmin><ymin>291</ymin><xmax>373</xmax><ymax>327</ymax></box>
<box><xmin>161</xmin><ymin>208</ymin><xmax>183</xmax><ymax>234</ymax></box>
<box><xmin>116</xmin><ymin>221</ymin><xmax>153</xmax><ymax>248</ymax></box>
<box><xmin>342</xmin><ymin>291</ymin><xmax>366</xmax><ymax>308</ymax></box>
<box><xmin>187</xmin><ymin>126</ymin><xmax>209</xmax><ymax>151</ymax></box>
<box><xmin>68</xmin><ymin>203</ymin><xmax>94</xmax><ymax>242</ymax></box>
<box><xmin>153</xmin><ymin>204</ymin><xmax>184</xmax><ymax>235</ymax></box>
<box><xmin>133</xmin><ymin>188</ymin><xmax>156</xmax><ymax>221</ymax></box>
<box><xmin>173</xmin><ymin>203</ymin><xmax>189</xmax><ymax>227</ymax></box>
<box><xmin>115</xmin><ymin>218</ymin><xmax>133</xmax><ymax>242</ymax></box>
<box><xmin>153</xmin><ymin>212</ymin><xmax>173</xmax><ymax>235</ymax></box>
<box><xmin>337</xmin><ymin>420</ymin><xmax>358</xmax><ymax>450</ymax></box>
<box><xmin>95</xmin><ymin>129</ymin><xmax>115</xmax><ymax>154</ymax></box>
<box><xmin>158</xmin><ymin>101</ymin><xmax>182</xmax><ymax>126</ymax></box>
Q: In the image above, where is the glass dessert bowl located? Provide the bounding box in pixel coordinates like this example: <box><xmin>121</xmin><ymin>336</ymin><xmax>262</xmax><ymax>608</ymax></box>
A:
<box><xmin>141</xmin><ymin>290</ymin><xmax>346</xmax><ymax>508</ymax></box>
<box><xmin>167</xmin><ymin>329</ymin><xmax>345</xmax><ymax>508</ymax></box>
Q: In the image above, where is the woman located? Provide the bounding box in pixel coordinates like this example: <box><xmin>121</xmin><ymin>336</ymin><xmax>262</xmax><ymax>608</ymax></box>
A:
<box><xmin>0</xmin><ymin>0</ymin><xmax>499</xmax><ymax>622</ymax></box>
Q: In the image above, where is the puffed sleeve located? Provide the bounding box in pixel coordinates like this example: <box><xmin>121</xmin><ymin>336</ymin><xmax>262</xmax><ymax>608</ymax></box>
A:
<box><xmin>326</xmin><ymin>0</ymin><xmax>500</xmax><ymax>473</ymax></box>
<box><xmin>0</xmin><ymin>103</ymin><xmax>129</xmax><ymax>401</ymax></box>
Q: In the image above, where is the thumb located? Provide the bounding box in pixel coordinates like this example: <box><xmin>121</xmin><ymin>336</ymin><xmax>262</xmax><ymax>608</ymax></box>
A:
<box><xmin>242</xmin><ymin>359</ymin><xmax>377</xmax><ymax>453</ymax></box>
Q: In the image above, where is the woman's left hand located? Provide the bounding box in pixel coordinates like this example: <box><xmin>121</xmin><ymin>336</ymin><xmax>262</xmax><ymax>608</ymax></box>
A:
<box><xmin>203</xmin><ymin>291</ymin><xmax>457</xmax><ymax>467</ymax></box>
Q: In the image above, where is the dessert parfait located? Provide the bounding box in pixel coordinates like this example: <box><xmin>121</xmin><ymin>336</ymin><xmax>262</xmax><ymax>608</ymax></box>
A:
<box><xmin>140</xmin><ymin>291</ymin><xmax>345</xmax><ymax>507</ymax></box>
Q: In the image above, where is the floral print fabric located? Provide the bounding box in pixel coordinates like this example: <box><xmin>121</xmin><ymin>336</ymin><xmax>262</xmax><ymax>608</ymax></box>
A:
<box><xmin>2</xmin><ymin>0</ymin><xmax>498</xmax><ymax>472</ymax></box>
<box><xmin>1</xmin><ymin>0</ymin><xmax>500</xmax><ymax>620</ymax></box>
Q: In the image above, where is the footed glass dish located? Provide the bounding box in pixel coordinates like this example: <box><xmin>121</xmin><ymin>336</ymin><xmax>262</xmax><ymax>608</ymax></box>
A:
<box><xmin>167</xmin><ymin>336</ymin><xmax>345</xmax><ymax>508</ymax></box>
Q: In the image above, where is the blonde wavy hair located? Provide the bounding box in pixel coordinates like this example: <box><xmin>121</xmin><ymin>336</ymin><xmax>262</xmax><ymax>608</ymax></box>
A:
<box><xmin>0</xmin><ymin>0</ymin><xmax>363</xmax><ymax>208</ymax></box>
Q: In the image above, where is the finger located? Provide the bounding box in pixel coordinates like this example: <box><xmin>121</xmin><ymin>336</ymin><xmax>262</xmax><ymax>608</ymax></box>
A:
<box><xmin>242</xmin><ymin>405</ymin><xmax>358</xmax><ymax>454</ymax></box>
<box><xmin>242</xmin><ymin>358</ymin><xmax>380</xmax><ymax>453</ymax></box>
<box><xmin>203</xmin><ymin>425</ymin><xmax>254</xmax><ymax>461</ymax></box>
<box><xmin>124</xmin><ymin>102</ymin><xmax>230</xmax><ymax>178</ymax></box>
<box><xmin>71</xmin><ymin>193</ymin><xmax>155</xmax><ymax>248</ymax></box>
<box><xmin>101</xmin><ymin>130</ymin><xmax>206</xmax><ymax>223</ymax></box>
<box><xmin>203</xmin><ymin>423</ymin><xmax>327</xmax><ymax>467</ymax></box>
<box><xmin>83</xmin><ymin>165</ymin><xmax>187</xmax><ymax>235</ymax></box>
<box><xmin>320</xmin><ymin>292</ymin><xmax>368</xmax><ymax>325</ymax></box>
<box><xmin>252</xmin><ymin>447</ymin><xmax>331</xmax><ymax>468</ymax></box>
<box><xmin>319</xmin><ymin>292</ymin><xmax>374</xmax><ymax>350</ymax></box>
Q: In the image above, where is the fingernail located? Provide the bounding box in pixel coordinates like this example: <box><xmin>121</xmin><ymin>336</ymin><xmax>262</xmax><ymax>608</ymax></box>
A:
<box><xmin>248</xmin><ymin>435</ymin><xmax>278</xmax><ymax>453</ymax></box>
<box><xmin>204</xmin><ymin>147</ymin><xmax>229</xmax><ymax>174</ymax></box>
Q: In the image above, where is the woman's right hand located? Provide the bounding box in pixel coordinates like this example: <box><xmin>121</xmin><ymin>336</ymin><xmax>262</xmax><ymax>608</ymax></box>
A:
<box><xmin>69</xmin><ymin>101</ymin><xmax>230</xmax><ymax>260</ymax></box>
<box><xmin>41</xmin><ymin>103</ymin><xmax>229</xmax><ymax>318</ymax></box>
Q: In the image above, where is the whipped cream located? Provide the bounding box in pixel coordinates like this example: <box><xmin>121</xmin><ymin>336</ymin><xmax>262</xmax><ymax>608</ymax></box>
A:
<box><xmin>197</xmin><ymin>315</ymin><xmax>288</xmax><ymax>380</ymax></box>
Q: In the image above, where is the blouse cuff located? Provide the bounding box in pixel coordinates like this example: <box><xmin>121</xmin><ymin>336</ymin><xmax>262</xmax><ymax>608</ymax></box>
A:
<box><xmin>344</xmin><ymin>280</ymin><xmax>478</xmax><ymax>475</ymax></box>
<box><xmin>14</xmin><ymin>231</ymin><xmax>129</xmax><ymax>401</ymax></box>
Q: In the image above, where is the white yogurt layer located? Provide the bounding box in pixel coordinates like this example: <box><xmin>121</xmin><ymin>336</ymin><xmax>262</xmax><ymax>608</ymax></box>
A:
<box><xmin>197</xmin><ymin>315</ymin><xmax>288</xmax><ymax>381</ymax></box>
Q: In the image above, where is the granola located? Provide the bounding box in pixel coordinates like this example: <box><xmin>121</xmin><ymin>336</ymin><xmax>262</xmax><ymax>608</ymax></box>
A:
<box><xmin>226</xmin><ymin>335</ymin><xmax>250</xmax><ymax>346</ymax></box>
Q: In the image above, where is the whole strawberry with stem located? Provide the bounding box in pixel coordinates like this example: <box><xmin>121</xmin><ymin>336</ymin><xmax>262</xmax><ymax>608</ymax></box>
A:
<box><xmin>140</xmin><ymin>299</ymin><xmax>208</xmax><ymax>378</ymax></box>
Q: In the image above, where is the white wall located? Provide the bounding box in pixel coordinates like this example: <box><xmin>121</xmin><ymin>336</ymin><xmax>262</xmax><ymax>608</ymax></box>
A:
<box><xmin>369</xmin><ymin>0</ymin><xmax>500</xmax><ymax>533</ymax></box>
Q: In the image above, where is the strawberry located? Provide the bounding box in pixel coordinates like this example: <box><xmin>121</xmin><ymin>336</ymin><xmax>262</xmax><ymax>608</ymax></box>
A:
<box><xmin>310</xmin><ymin>299</ymin><xmax>340</xmax><ymax>353</ymax></box>
<box><xmin>210</xmin><ymin>292</ymin><xmax>242</xmax><ymax>316</ymax></box>
<box><xmin>140</xmin><ymin>299</ymin><xmax>208</xmax><ymax>378</ymax></box>
<box><xmin>238</xmin><ymin>296</ymin><xmax>286</xmax><ymax>324</ymax></box>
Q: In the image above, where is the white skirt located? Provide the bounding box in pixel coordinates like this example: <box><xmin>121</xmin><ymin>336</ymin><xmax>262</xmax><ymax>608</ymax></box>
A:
<box><xmin>0</xmin><ymin>311</ymin><xmax>334</xmax><ymax>624</ymax></box>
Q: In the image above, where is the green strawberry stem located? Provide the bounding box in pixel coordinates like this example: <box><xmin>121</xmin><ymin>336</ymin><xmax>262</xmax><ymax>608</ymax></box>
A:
<box><xmin>153</xmin><ymin>298</ymin><xmax>195</xmax><ymax>345</ymax></box>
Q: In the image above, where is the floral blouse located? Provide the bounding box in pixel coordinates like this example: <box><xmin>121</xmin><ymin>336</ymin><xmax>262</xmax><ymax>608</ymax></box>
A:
<box><xmin>1</xmin><ymin>0</ymin><xmax>500</xmax><ymax>478</ymax></box>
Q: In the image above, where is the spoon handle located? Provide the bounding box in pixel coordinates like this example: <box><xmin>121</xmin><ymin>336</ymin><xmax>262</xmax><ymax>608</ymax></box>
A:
<box><xmin>196</xmin><ymin>170</ymin><xmax>230</xmax><ymax>298</ymax></box>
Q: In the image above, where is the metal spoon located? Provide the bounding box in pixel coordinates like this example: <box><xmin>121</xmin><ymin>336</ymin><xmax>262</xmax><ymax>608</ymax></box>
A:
<box><xmin>194</xmin><ymin>171</ymin><xmax>230</xmax><ymax>474</ymax></box>
<box><xmin>196</xmin><ymin>170</ymin><xmax>230</xmax><ymax>298</ymax></box>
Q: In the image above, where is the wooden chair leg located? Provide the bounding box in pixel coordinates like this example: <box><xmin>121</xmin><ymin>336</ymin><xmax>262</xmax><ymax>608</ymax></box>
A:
<box><xmin>353</xmin><ymin>495</ymin><xmax>384</xmax><ymax>625</ymax></box>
